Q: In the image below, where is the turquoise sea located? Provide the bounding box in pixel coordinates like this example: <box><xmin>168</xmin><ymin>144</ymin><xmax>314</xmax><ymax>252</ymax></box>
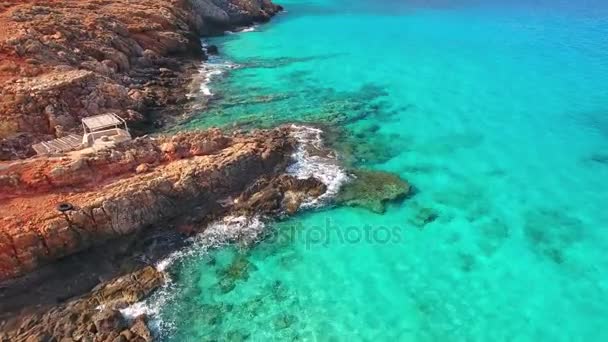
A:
<box><xmin>147</xmin><ymin>0</ymin><xmax>608</xmax><ymax>340</ymax></box>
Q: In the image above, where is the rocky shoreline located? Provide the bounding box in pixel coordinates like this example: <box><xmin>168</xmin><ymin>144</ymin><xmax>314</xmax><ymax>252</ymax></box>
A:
<box><xmin>0</xmin><ymin>0</ymin><xmax>282</xmax><ymax>160</ymax></box>
<box><xmin>0</xmin><ymin>0</ymin><xmax>296</xmax><ymax>339</ymax></box>
<box><xmin>0</xmin><ymin>125</ymin><xmax>329</xmax><ymax>340</ymax></box>
<box><xmin>0</xmin><ymin>1</ymin><xmax>414</xmax><ymax>340</ymax></box>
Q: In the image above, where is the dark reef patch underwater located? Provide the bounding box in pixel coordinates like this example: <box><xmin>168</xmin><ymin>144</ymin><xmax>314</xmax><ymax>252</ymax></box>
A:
<box><xmin>140</xmin><ymin>0</ymin><xmax>608</xmax><ymax>340</ymax></box>
<box><xmin>335</xmin><ymin>169</ymin><xmax>411</xmax><ymax>213</ymax></box>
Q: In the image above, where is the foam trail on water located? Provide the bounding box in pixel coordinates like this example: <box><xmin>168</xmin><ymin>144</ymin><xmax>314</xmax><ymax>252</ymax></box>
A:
<box><xmin>225</xmin><ymin>24</ymin><xmax>258</xmax><ymax>35</ymax></box>
<box><xmin>197</xmin><ymin>62</ymin><xmax>238</xmax><ymax>97</ymax></box>
<box><xmin>288</xmin><ymin>125</ymin><xmax>349</xmax><ymax>207</ymax></box>
<box><xmin>190</xmin><ymin>43</ymin><xmax>239</xmax><ymax>97</ymax></box>
<box><xmin>120</xmin><ymin>216</ymin><xmax>265</xmax><ymax>334</ymax></box>
<box><xmin>195</xmin><ymin>23</ymin><xmax>266</xmax><ymax>96</ymax></box>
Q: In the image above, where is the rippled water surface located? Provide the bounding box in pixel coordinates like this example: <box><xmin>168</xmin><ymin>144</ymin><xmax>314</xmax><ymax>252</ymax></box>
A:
<box><xmin>152</xmin><ymin>0</ymin><xmax>608</xmax><ymax>340</ymax></box>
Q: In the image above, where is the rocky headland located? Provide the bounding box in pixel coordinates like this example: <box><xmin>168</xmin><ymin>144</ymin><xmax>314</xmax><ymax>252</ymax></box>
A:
<box><xmin>0</xmin><ymin>127</ymin><xmax>328</xmax><ymax>280</ymax></box>
<box><xmin>0</xmin><ymin>126</ymin><xmax>328</xmax><ymax>340</ymax></box>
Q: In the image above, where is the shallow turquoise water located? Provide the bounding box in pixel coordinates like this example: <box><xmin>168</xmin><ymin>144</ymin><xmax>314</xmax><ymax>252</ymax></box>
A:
<box><xmin>155</xmin><ymin>0</ymin><xmax>608</xmax><ymax>340</ymax></box>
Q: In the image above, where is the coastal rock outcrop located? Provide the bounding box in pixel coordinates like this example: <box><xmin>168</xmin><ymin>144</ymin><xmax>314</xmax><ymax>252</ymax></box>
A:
<box><xmin>0</xmin><ymin>0</ymin><xmax>282</xmax><ymax>160</ymax></box>
<box><xmin>0</xmin><ymin>126</ymin><xmax>325</xmax><ymax>281</ymax></box>
<box><xmin>190</xmin><ymin>0</ymin><xmax>281</xmax><ymax>29</ymax></box>
<box><xmin>234</xmin><ymin>174</ymin><xmax>327</xmax><ymax>216</ymax></box>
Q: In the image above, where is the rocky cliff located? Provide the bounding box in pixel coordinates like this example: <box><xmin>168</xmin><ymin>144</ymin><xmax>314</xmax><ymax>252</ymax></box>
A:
<box><xmin>0</xmin><ymin>0</ymin><xmax>282</xmax><ymax>159</ymax></box>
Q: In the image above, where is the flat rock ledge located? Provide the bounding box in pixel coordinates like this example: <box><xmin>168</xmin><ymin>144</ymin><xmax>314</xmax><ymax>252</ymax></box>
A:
<box><xmin>336</xmin><ymin>169</ymin><xmax>411</xmax><ymax>213</ymax></box>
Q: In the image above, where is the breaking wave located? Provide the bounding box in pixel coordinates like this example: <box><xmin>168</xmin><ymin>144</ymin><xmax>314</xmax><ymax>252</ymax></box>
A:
<box><xmin>225</xmin><ymin>24</ymin><xmax>258</xmax><ymax>35</ymax></box>
<box><xmin>120</xmin><ymin>215</ymin><xmax>266</xmax><ymax>334</ymax></box>
<box><xmin>197</xmin><ymin>44</ymin><xmax>239</xmax><ymax>97</ymax></box>
<box><xmin>288</xmin><ymin>125</ymin><xmax>349</xmax><ymax>207</ymax></box>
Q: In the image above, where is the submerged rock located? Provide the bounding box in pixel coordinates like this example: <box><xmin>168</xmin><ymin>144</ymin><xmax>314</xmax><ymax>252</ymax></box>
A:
<box><xmin>273</xmin><ymin>313</ymin><xmax>298</xmax><ymax>330</ymax></box>
<box><xmin>477</xmin><ymin>218</ymin><xmax>510</xmax><ymax>256</ymax></box>
<box><xmin>219</xmin><ymin>255</ymin><xmax>255</xmax><ymax>280</ymax></box>
<box><xmin>336</xmin><ymin>170</ymin><xmax>411</xmax><ymax>213</ymax></box>
<box><xmin>323</xmin><ymin>124</ymin><xmax>402</xmax><ymax>166</ymax></box>
<box><xmin>226</xmin><ymin>329</ymin><xmax>251</xmax><ymax>342</ymax></box>
<box><xmin>523</xmin><ymin>209</ymin><xmax>584</xmax><ymax>264</ymax></box>
<box><xmin>589</xmin><ymin>153</ymin><xmax>608</xmax><ymax>165</ymax></box>
<box><xmin>199</xmin><ymin>304</ymin><xmax>224</xmax><ymax>325</ymax></box>
<box><xmin>409</xmin><ymin>207</ymin><xmax>439</xmax><ymax>228</ymax></box>
<box><xmin>216</xmin><ymin>254</ymin><xmax>262</xmax><ymax>294</ymax></box>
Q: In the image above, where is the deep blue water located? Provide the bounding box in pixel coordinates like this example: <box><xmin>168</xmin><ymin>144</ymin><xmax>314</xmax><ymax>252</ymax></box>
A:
<box><xmin>143</xmin><ymin>0</ymin><xmax>608</xmax><ymax>340</ymax></box>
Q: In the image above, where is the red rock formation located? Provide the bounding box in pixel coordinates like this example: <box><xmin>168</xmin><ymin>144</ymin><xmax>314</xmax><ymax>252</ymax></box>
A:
<box><xmin>0</xmin><ymin>126</ymin><xmax>326</xmax><ymax>341</ymax></box>
<box><xmin>0</xmin><ymin>127</ymin><xmax>325</xmax><ymax>281</ymax></box>
<box><xmin>0</xmin><ymin>0</ymin><xmax>282</xmax><ymax>159</ymax></box>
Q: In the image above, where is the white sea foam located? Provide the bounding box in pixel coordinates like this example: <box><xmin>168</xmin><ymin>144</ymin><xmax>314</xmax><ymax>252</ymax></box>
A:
<box><xmin>288</xmin><ymin>125</ymin><xmax>349</xmax><ymax>207</ymax></box>
<box><xmin>196</xmin><ymin>24</ymin><xmax>258</xmax><ymax>96</ymax></box>
<box><xmin>119</xmin><ymin>215</ymin><xmax>265</xmax><ymax>332</ymax></box>
<box><xmin>239</xmin><ymin>26</ymin><xmax>257</xmax><ymax>33</ymax></box>
<box><xmin>196</xmin><ymin>61</ymin><xmax>238</xmax><ymax>97</ymax></box>
<box><xmin>224</xmin><ymin>24</ymin><xmax>258</xmax><ymax>35</ymax></box>
<box><xmin>188</xmin><ymin>43</ymin><xmax>240</xmax><ymax>98</ymax></box>
<box><xmin>195</xmin><ymin>215</ymin><xmax>266</xmax><ymax>248</ymax></box>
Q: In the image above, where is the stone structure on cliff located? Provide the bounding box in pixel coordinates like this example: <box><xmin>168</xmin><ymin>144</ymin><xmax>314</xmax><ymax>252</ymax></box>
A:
<box><xmin>32</xmin><ymin>113</ymin><xmax>132</xmax><ymax>155</ymax></box>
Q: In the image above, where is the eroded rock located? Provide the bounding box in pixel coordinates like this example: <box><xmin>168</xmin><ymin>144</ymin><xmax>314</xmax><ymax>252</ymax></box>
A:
<box><xmin>0</xmin><ymin>266</ymin><xmax>163</xmax><ymax>341</ymax></box>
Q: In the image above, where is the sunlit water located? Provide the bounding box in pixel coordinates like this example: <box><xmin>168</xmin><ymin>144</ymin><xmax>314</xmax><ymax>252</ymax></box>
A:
<box><xmin>150</xmin><ymin>0</ymin><xmax>608</xmax><ymax>340</ymax></box>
